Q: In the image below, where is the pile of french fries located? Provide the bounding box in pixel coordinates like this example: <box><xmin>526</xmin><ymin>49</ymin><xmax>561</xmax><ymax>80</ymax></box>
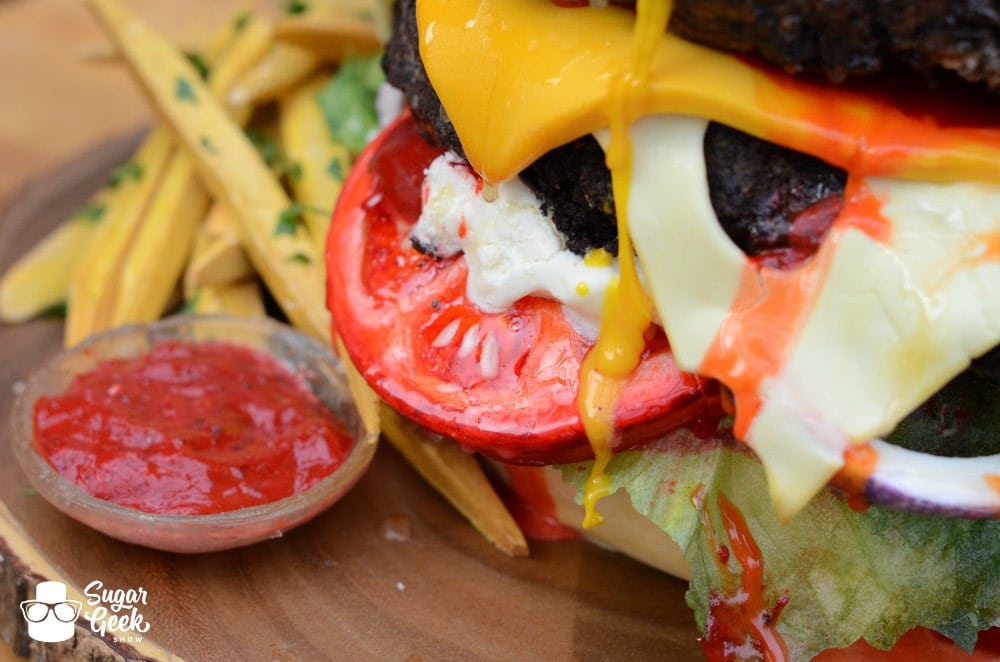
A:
<box><xmin>0</xmin><ymin>0</ymin><xmax>527</xmax><ymax>557</ymax></box>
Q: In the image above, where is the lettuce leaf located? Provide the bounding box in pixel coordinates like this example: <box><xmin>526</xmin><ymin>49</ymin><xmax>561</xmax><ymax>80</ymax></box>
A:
<box><xmin>560</xmin><ymin>431</ymin><xmax>1000</xmax><ymax>660</ymax></box>
<box><xmin>316</xmin><ymin>54</ymin><xmax>385</xmax><ymax>155</ymax></box>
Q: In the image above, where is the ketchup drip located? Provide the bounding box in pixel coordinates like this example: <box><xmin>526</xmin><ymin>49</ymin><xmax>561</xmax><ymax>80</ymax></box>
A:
<box><xmin>498</xmin><ymin>465</ymin><xmax>579</xmax><ymax>542</ymax></box>
<box><xmin>33</xmin><ymin>340</ymin><xmax>352</xmax><ymax>515</ymax></box>
<box><xmin>694</xmin><ymin>488</ymin><xmax>790</xmax><ymax>662</ymax></box>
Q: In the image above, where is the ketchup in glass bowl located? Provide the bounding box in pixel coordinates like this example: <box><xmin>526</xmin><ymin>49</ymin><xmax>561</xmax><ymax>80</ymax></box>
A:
<box><xmin>9</xmin><ymin>314</ymin><xmax>379</xmax><ymax>553</ymax></box>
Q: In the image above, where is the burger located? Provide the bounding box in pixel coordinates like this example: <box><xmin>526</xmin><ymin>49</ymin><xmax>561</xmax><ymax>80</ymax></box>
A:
<box><xmin>325</xmin><ymin>0</ymin><xmax>1000</xmax><ymax>658</ymax></box>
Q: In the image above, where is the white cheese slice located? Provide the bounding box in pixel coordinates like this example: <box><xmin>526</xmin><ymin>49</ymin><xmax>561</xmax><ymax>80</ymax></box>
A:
<box><xmin>595</xmin><ymin>117</ymin><xmax>745</xmax><ymax>370</ymax></box>
<box><xmin>624</xmin><ymin>114</ymin><xmax>1000</xmax><ymax>518</ymax></box>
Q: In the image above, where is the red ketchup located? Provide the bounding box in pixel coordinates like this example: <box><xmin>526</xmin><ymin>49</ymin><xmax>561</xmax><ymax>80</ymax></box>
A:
<box><xmin>32</xmin><ymin>340</ymin><xmax>352</xmax><ymax>515</ymax></box>
<box><xmin>499</xmin><ymin>465</ymin><xmax>579</xmax><ymax>541</ymax></box>
<box><xmin>695</xmin><ymin>488</ymin><xmax>790</xmax><ymax>662</ymax></box>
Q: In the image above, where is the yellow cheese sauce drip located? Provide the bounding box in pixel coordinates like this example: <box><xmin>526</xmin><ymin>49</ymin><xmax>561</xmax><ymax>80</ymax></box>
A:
<box><xmin>578</xmin><ymin>0</ymin><xmax>666</xmax><ymax>528</ymax></box>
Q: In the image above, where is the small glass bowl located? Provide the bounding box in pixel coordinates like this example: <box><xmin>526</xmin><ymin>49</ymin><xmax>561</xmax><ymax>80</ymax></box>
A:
<box><xmin>10</xmin><ymin>314</ymin><xmax>379</xmax><ymax>553</ymax></box>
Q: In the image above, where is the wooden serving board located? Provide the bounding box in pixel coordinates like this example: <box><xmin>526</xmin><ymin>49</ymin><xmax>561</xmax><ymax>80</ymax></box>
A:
<box><xmin>0</xmin><ymin>138</ymin><xmax>704</xmax><ymax>661</ymax></box>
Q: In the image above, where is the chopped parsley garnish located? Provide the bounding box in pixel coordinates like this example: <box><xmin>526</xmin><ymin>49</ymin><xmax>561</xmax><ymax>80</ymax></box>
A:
<box><xmin>181</xmin><ymin>291</ymin><xmax>201</xmax><ymax>313</ymax></box>
<box><xmin>275</xmin><ymin>204</ymin><xmax>308</xmax><ymax>236</ymax></box>
<box><xmin>327</xmin><ymin>157</ymin><xmax>345</xmax><ymax>181</ymax></box>
<box><xmin>233</xmin><ymin>12</ymin><xmax>251</xmax><ymax>33</ymax></box>
<box><xmin>199</xmin><ymin>136</ymin><xmax>219</xmax><ymax>155</ymax></box>
<box><xmin>17</xmin><ymin>487</ymin><xmax>38</xmax><ymax>497</ymax></box>
<box><xmin>275</xmin><ymin>203</ymin><xmax>330</xmax><ymax>237</ymax></box>
<box><xmin>108</xmin><ymin>161</ymin><xmax>144</xmax><ymax>187</ymax></box>
<box><xmin>35</xmin><ymin>302</ymin><xmax>67</xmax><ymax>318</ymax></box>
<box><xmin>75</xmin><ymin>202</ymin><xmax>107</xmax><ymax>223</ymax></box>
<box><xmin>247</xmin><ymin>129</ymin><xmax>300</xmax><ymax>180</ymax></box>
<box><xmin>288</xmin><ymin>252</ymin><xmax>313</xmax><ymax>264</ymax></box>
<box><xmin>185</xmin><ymin>51</ymin><xmax>211</xmax><ymax>81</ymax></box>
<box><xmin>284</xmin><ymin>0</ymin><xmax>309</xmax><ymax>15</ymax></box>
<box><xmin>175</xmin><ymin>76</ymin><xmax>198</xmax><ymax>103</ymax></box>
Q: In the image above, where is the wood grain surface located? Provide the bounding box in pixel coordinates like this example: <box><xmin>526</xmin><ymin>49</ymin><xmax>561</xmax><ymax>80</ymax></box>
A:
<box><xmin>0</xmin><ymin>1</ymin><xmax>705</xmax><ymax>660</ymax></box>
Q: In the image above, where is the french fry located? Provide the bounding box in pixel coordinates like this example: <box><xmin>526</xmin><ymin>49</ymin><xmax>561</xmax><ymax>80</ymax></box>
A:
<box><xmin>107</xmin><ymin>150</ymin><xmax>210</xmax><ymax>326</ymax></box>
<box><xmin>381</xmin><ymin>406</ymin><xmax>529</xmax><ymax>557</ymax></box>
<box><xmin>64</xmin><ymin>125</ymin><xmax>174</xmax><ymax>346</ymax></box>
<box><xmin>272</xmin><ymin>13</ymin><xmax>381</xmax><ymax>63</ymax></box>
<box><xmin>320</xmin><ymin>0</ymin><xmax>394</xmax><ymax>41</ymax></box>
<box><xmin>184</xmin><ymin>203</ymin><xmax>253</xmax><ymax>291</ymax></box>
<box><xmin>64</xmin><ymin>13</ymin><xmax>272</xmax><ymax>341</ymax></box>
<box><xmin>206</xmin><ymin>16</ymin><xmax>276</xmax><ymax>123</ymax></box>
<box><xmin>185</xmin><ymin>278</ymin><xmax>266</xmax><ymax>318</ymax></box>
<box><xmin>0</xmin><ymin>193</ymin><xmax>108</xmax><ymax>322</ymax></box>
<box><xmin>228</xmin><ymin>42</ymin><xmax>320</xmax><ymax>107</ymax></box>
<box><xmin>227</xmin><ymin>0</ymin><xmax>387</xmax><ymax>106</ymax></box>
<box><xmin>203</xmin><ymin>11</ymin><xmax>257</xmax><ymax>65</ymax></box>
<box><xmin>89</xmin><ymin>0</ymin><xmax>331</xmax><ymax>340</ymax></box>
<box><xmin>107</xmin><ymin>17</ymin><xmax>273</xmax><ymax>327</ymax></box>
<box><xmin>77</xmin><ymin>4</ymin><xmax>245</xmax><ymax>65</ymax></box>
<box><xmin>279</xmin><ymin>74</ymin><xmax>351</xmax><ymax>251</ymax></box>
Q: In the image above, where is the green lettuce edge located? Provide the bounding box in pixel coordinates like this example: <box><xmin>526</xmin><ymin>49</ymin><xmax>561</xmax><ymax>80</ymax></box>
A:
<box><xmin>559</xmin><ymin>431</ymin><xmax>1000</xmax><ymax>660</ymax></box>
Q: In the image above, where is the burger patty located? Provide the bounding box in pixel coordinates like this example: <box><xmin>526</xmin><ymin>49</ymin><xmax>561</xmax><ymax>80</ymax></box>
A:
<box><xmin>668</xmin><ymin>0</ymin><xmax>1000</xmax><ymax>91</ymax></box>
<box><xmin>517</xmin><ymin>125</ymin><xmax>849</xmax><ymax>259</ymax></box>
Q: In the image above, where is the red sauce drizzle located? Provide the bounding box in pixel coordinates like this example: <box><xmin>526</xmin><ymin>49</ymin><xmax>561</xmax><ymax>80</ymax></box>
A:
<box><xmin>970</xmin><ymin>230</ymin><xmax>1000</xmax><ymax>266</ymax></box>
<box><xmin>759</xmin><ymin>61</ymin><xmax>1000</xmax><ymax>182</ymax></box>
<box><xmin>700</xmin><ymin>177</ymin><xmax>892</xmax><ymax>441</ymax></box>
<box><xmin>499</xmin><ymin>465</ymin><xmax>580</xmax><ymax>541</ymax></box>
<box><xmin>752</xmin><ymin>196</ymin><xmax>842</xmax><ymax>270</ymax></box>
<box><xmin>33</xmin><ymin>341</ymin><xmax>352</xmax><ymax>515</ymax></box>
<box><xmin>985</xmin><ymin>475</ymin><xmax>1000</xmax><ymax>501</ymax></box>
<box><xmin>696</xmin><ymin>488</ymin><xmax>789</xmax><ymax>662</ymax></box>
<box><xmin>830</xmin><ymin>443</ymin><xmax>879</xmax><ymax>513</ymax></box>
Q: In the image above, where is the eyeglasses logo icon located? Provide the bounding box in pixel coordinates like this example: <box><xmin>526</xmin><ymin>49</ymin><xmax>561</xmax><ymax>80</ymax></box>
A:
<box><xmin>20</xmin><ymin>581</ymin><xmax>81</xmax><ymax>643</ymax></box>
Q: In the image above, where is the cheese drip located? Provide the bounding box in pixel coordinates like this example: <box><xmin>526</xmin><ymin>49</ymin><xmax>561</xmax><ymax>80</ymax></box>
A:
<box><xmin>578</xmin><ymin>0</ymin><xmax>666</xmax><ymax>528</ymax></box>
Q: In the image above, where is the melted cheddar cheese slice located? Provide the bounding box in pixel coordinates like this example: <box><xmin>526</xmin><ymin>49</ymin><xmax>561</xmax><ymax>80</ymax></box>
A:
<box><xmin>418</xmin><ymin>0</ymin><xmax>1000</xmax><ymax>187</ymax></box>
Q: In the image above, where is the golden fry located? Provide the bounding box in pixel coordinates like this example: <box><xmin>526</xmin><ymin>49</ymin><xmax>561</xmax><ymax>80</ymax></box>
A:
<box><xmin>229</xmin><ymin>42</ymin><xmax>320</xmax><ymax>106</ymax></box>
<box><xmin>107</xmin><ymin>16</ymin><xmax>273</xmax><ymax>327</ymax></box>
<box><xmin>381</xmin><ymin>406</ymin><xmax>529</xmax><ymax>558</ymax></box>
<box><xmin>184</xmin><ymin>203</ymin><xmax>254</xmax><ymax>291</ymax></box>
<box><xmin>273</xmin><ymin>14</ymin><xmax>381</xmax><ymax>63</ymax></box>
<box><xmin>185</xmin><ymin>278</ymin><xmax>266</xmax><ymax>318</ymax></box>
<box><xmin>0</xmin><ymin>185</ymin><xmax>118</xmax><ymax>322</ymax></box>
<box><xmin>64</xmin><ymin>126</ymin><xmax>174</xmax><ymax>346</ymax></box>
<box><xmin>89</xmin><ymin>0</ymin><xmax>331</xmax><ymax>340</ymax></box>
<box><xmin>107</xmin><ymin>149</ymin><xmax>210</xmax><ymax>326</ymax></box>
<box><xmin>279</xmin><ymin>73</ymin><xmax>351</xmax><ymax>252</ymax></box>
